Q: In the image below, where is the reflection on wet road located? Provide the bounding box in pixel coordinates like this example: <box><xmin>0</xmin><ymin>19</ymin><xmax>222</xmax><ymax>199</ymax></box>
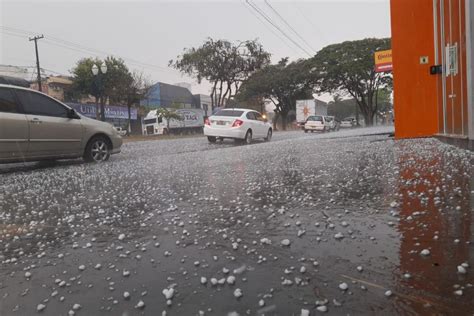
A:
<box><xmin>0</xmin><ymin>128</ymin><xmax>472</xmax><ymax>315</ymax></box>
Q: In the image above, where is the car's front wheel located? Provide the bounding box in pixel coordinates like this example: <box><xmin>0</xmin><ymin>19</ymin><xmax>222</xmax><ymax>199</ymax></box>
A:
<box><xmin>304</xmin><ymin>129</ymin><xmax>308</xmax><ymax>133</ymax></box>
<box><xmin>207</xmin><ymin>136</ymin><xmax>217</xmax><ymax>143</ymax></box>
<box><xmin>84</xmin><ymin>136</ymin><xmax>111</xmax><ymax>163</ymax></box>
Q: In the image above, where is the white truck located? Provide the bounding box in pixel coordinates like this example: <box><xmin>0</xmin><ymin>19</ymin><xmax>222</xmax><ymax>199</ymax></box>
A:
<box><xmin>142</xmin><ymin>108</ymin><xmax>205</xmax><ymax>135</ymax></box>
<box><xmin>296</xmin><ymin>99</ymin><xmax>328</xmax><ymax>128</ymax></box>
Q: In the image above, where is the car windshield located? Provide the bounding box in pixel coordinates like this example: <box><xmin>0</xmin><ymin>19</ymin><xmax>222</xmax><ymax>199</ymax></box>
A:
<box><xmin>307</xmin><ymin>115</ymin><xmax>323</xmax><ymax>121</ymax></box>
<box><xmin>214</xmin><ymin>110</ymin><xmax>244</xmax><ymax>117</ymax></box>
<box><xmin>144</xmin><ymin>118</ymin><xmax>157</xmax><ymax>124</ymax></box>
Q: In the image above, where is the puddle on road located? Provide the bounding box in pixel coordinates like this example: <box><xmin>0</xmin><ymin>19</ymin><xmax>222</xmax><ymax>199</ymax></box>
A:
<box><xmin>393</xmin><ymin>142</ymin><xmax>474</xmax><ymax>314</ymax></box>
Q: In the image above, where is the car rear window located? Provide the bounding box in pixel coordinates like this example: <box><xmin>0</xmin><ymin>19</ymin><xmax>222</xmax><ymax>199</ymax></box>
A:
<box><xmin>214</xmin><ymin>110</ymin><xmax>244</xmax><ymax>117</ymax></box>
<box><xmin>307</xmin><ymin>116</ymin><xmax>323</xmax><ymax>121</ymax></box>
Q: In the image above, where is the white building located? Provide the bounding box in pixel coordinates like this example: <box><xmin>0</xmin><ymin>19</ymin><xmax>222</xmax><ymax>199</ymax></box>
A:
<box><xmin>0</xmin><ymin>65</ymin><xmax>32</xmax><ymax>81</ymax></box>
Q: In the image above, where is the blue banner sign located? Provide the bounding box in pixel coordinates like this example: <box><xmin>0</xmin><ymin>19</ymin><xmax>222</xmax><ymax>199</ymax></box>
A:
<box><xmin>67</xmin><ymin>103</ymin><xmax>138</xmax><ymax>120</ymax></box>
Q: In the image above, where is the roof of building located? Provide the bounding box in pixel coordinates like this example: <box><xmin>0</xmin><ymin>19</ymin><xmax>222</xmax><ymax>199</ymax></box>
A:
<box><xmin>47</xmin><ymin>76</ymin><xmax>73</xmax><ymax>85</ymax></box>
<box><xmin>0</xmin><ymin>76</ymin><xmax>30</xmax><ymax>88</ymax></box>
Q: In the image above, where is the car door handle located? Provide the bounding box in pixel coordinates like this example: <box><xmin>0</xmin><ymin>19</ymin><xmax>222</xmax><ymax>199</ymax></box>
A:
<box><xmin>30</xmin><ymin>118</ymin><xmax>42</xmax><ymax>124</ymax></box>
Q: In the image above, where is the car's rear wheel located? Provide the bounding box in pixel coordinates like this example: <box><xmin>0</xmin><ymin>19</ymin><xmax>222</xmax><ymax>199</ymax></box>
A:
<box><xmin>264</xmin><ymin>129</ymin><xmax>272</xmax><ymax>142</ymax></box>
<box><xmin>304</xmin><ymin>129</ymin><xmax>308</xmax><ymax>133</ymax></box>
<box><xmin>84</xmin><ymin>136</ymin><xmax>110</xmax><ymax>163</ymax></box>
<box><xmin>207</xmin><ymin>136</ymin><xmax>217</xmax><ymax>143</ymax></box>
<box><xmin>244</xmin><ymin>130</ymin><xmax>252</xmax><ymax>144</ymax></box>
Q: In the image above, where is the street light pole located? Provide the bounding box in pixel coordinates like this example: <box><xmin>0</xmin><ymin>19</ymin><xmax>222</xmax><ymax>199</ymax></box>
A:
<box><xmin>92</xmin><ymin>62</ymin><xmax>108</xmax><ymax>121</ymax></box>
<box><xmin>29</xmin><ymin>35</ymin><xmax>44</xmax><ymax>92</ymax></box>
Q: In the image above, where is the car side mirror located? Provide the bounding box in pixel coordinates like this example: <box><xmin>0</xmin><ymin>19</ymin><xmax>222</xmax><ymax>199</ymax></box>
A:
<box><xmin>68</xmin><ymin>109</ymin><xmax>80</xmax><ymax>119</ymax></box>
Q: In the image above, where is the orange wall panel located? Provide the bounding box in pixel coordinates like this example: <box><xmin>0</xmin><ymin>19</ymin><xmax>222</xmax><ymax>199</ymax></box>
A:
<box><xmin>391</xmin><ymin>0</ymin><xmax>440</xmax><ymax>138</ymax></box>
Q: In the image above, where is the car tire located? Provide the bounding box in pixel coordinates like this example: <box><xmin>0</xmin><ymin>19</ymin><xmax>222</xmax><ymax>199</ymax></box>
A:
<box><xmin>264</xmin><ymin>129</ymin><xmax>272</xmax><ymax>142</ymax></box>
<box><xmin>207</xmin><ymin>136</ymin><xmax>217</xmax><ymax>143</ymax></box>
<box><xmin>84</xmin><ymin>136</ymin><xmax>111</xmax><ymax>163</ymax></box>
<box><xmin>244</xmin><ymin>130</ymin><xmax>252</xmax><ymax>145</ymax></box>
<box><xmin>304</xmin><ymin>129</ymin><xmax>308</xmax><ymax>133</ymax></box>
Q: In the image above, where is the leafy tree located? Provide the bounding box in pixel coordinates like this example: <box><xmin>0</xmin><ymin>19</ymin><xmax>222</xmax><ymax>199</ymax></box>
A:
<box><xmin>124</xmin><ymin>71</ymin><xmax>152</xmax><ymax>133</ymax></box>
<box><xmin>237</xmin><ymin>58</ymin><xmax>313</xmax><ymax>130</ymax></box>
<box><xmin>327</xmin><ymin>95</ymin><xmax>358</xmax><ymax>121</ymax></box>
<box><xmin>373</xmin><ymin>87</ymin><xmax>393</xmax><ymax>124</ymax></box>
<box><xmin>71</xmin><ymin>56</ymin><xmax>133</xmax><ymax>121</ymax></box>
<box><xmin>170</xmin><ymin>38</ymin><xmax>270</xmax><ymax>109</ymax></box>
<box><xmin>309</xmin><ymin>38</ymin><xmax>392</xmax><ymax>126</ymax></box>
<box><xmin>157</xmin><ymin>107</ymin><xmax>183</xmax><ymax>133</ymax></box>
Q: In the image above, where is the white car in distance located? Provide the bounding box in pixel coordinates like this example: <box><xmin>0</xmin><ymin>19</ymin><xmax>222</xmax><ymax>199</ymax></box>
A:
<box><xmin>340</xmin><ymin>117</ymin><xmax>356</xmax><ymax>128</ymax></box>
<box><xmin>304</xmin><ymin>115</ymin><xmax>327</xmax><ymax>132</ymax></box>
<box><xmin>204</xmin><ymin>108</ymin><xmax>272</xmax><ymax>144</ymax></box>
<box><xmin>324</xmin><ymin>116</ymin><xmax>338</xmax><ymax>131</ymax></box>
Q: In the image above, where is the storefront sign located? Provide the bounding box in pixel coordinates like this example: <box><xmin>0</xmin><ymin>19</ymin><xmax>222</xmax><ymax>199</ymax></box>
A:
<box><xmin>68</xmin><ymin>103</ymin><xmax>137</xmax><ymax>120</ymax></box>
<box><xmin>375</xmin><ymin>49</ymin><xmax>393</xmax><ymax>72</ymax></box>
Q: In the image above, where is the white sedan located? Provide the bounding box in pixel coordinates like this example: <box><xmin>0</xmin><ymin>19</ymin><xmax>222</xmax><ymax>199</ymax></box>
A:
<box><xmin>204</xmin><ymin>108</ymin><xmax>272</xmax><ymax>144</ymax></box>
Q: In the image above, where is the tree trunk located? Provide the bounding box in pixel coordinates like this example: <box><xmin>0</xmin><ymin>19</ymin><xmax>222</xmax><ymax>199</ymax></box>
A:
<box><xmin>210</xmin><ymin>82</ymin><xmax>218</xmax><ymax>110</ymax></box>
<box><xmin>355</xmin><ymin>105</ymin><xmax>360</xmax><ymax>126</ymax></box>
<box><xmin>273</xmin><ymin>111</ymin><xmax>279</xmax><ymax>131</ymax></box>
<box><xmin>217</xmin><ymin>80</ymin><xmax>223</xmax><ymax>107</ymax></box>
<box><xmin>281</xmin><ymin>112</ymin><xmax>288</xmax><ymax>131</ymax></box>
<box><xmin>364</xmin><ymin>113</ymin><xmax>374</xmax><ymax>126</ymax></box>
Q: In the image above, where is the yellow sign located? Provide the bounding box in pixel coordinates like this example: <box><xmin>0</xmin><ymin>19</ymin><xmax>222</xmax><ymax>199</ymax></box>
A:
<box><xmin>374</xmin><ymin>49</ymin><xmax>393</xmax><ymax>72</ymax></box>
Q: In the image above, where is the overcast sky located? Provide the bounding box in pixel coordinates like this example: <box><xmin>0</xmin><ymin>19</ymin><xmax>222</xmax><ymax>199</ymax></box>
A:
<box><xmin>0</xmin><ymin>0</ymin><xmax>391</xmax><ymax>95</ymax></box>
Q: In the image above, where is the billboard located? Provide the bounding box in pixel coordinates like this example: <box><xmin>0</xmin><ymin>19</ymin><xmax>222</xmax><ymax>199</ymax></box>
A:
<box><xmin>374</xmin><ymin>49</ymin><xmax>393</xmax><ymax>72</ymax></box>
<box><xmin>67</xmin><ymin>103</ymin><xmax>138</xmax><ymax>120</ymax></box>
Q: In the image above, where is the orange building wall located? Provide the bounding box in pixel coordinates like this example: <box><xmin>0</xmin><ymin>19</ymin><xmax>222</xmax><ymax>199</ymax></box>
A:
<box><xmin>390</xmin><ymin>0</ymin><xmax>440</xmax><ymax>139</ymax></box>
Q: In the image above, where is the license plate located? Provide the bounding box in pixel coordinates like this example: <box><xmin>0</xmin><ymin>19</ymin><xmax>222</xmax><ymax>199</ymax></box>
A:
<box><xmin>216</xmin><ymin>121</ymin><xmax>226</xmax><ymax>125</ymax></box>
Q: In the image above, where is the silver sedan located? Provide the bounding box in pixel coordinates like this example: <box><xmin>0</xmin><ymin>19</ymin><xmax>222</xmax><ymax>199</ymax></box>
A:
<box><xmin>0</xmin><ymin>85</ymin><xmax>122</xmax><ymax>163</ymax></box>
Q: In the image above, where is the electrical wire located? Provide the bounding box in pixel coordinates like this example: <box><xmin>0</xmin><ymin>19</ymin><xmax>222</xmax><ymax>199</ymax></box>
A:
<box><xmin>0</xmin><ymin>26</ymin><xmax>177</xmax><ymax>74</ymax></box>
<box><xmin>292</xmin><ymin>3</ymin><xmax>329</xmax><ymax>46</ymax></box>
<box><xmin>264</xmin><ymin>0</ymin><xmax>316</xmax><ymax>54</ymax></box>
<box><xmin>241</xmin><ymin>0</ymin><xmax>299</xmax><ymax>55</ymax></box>
<box><xmin>245</xmin><ymin>0</ymin><xmax>312</xmax><ymax>57</ymax></box>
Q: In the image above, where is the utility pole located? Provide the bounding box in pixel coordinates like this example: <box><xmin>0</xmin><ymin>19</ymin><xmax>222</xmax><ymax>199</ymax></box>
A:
<box><xmin>29</xmin><ymin>35</ymin><xmax>44</xmax><ymax>92</ymax></box>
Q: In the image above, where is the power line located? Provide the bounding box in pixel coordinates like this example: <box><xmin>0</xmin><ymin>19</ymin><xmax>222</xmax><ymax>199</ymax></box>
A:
<box><xmin>241</xmin><ymin>0</ymin><xmax>299</xmax><ymax>55</ymax></box>
<box><xmin>264</xmin><ymin>0</ymin><xmax>316</xmax><ymax>54</ymax></box>
<box><xmin>245</xmin><ymin>0</ymin><xmax>312</xmax><ymax>57</ymax></box>
<box><xmin>292</xmin><ymin>3</ymin><xmax>329</xmax><ymax>46</ymax></box>
<box><xmin>0</xmin><ymin>26</ymin><xmax>177</xmax><ymax>74</ymax></box>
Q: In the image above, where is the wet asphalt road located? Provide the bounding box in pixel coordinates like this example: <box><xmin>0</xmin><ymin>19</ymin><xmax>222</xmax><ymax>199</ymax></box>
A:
<box><xmin>0</xmin><ymin>127</ymin><xmax>473</xmax><ymax>316</ymax></box>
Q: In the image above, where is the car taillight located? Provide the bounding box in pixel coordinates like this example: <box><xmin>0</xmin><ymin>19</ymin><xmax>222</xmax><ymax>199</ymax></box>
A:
<box><xmin>204</xmin><ymin>118</ymin><xmax>210</xmax><ymax>126</ymax></box>
<box><xmin>232</xmin><ymin>119</ymin><xmax>244</xmax><ymax>127</ymax></box>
